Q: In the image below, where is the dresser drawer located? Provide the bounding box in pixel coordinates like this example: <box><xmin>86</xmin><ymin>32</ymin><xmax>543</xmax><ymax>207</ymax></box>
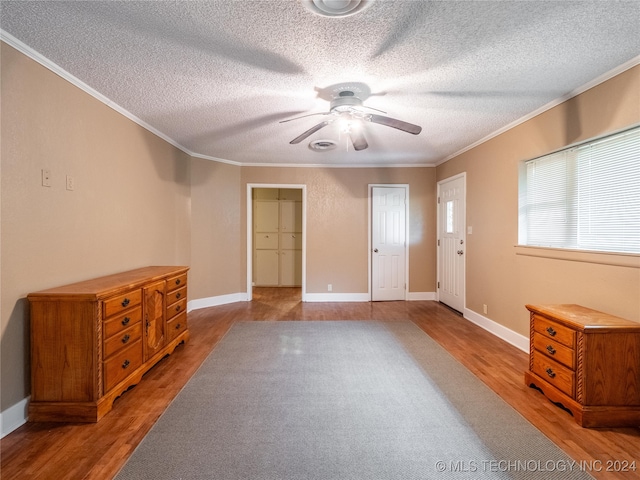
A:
<box><xmin>533</xmin><ymin>314</ymin><xmax>575</xmax><ymax>348</ymax></box>
<box><xmin>103</xmin><ymin>306</ymin><xmax>142</xmax><ymax>339</ymax></box>
<box><xmin>532</xmin><ymin>351</ymin><xmax>575</xmax><ymax>398</ymax></box>
<box><xmin>533</xmin><ymin>333</ymin><xmax>575</xmax><ymax>370</ymax></box>
<box><xmin>166</xmin><ymin>273</ymin><xmax>187</xmax><ymax>293</ymax></box>
<box><xmin>166</xmin><ymin>286</ymin><xmax>187</xmax><ymax>306</ymax></box>
<box><xmin>167</xmin><ymin>311</ymin><xmax>188</xmax><ymax>342</ymax></box>
<box><xmin>104</xmin><ymin>323</ymin><xmax>142</xmax><ymax>359</ymax></box>
<box><xmin>103</xmin><ymin>339</ymin><xmax>143</xmax><ymax>393</ymax></box>
<box><xmin>103</xmin><ymin>289</ymin><xmax>142</xmax><ymax>318</ymax></box>
<box><xmin>166</xmin><ymin>298</ymin><xmax>187</xmax><ymax>321</ymax></box>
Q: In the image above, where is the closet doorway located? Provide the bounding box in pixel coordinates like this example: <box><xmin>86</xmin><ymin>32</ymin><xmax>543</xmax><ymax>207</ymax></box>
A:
<box><xmin>247</xmin><ymin>185</ymin><xmax>306</xmax><ymax>302</ymax></box>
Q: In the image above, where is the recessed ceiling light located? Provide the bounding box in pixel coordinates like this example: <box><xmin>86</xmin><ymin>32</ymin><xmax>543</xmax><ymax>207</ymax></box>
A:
<box><xmin>309</xmin><ymin>139</ymin><xmax>338</xmax><ymax>151</ymax></box>
<box><xmin>301</xmin><ymin>0</ymin><xmax>374</xmax><ymax>17</ymax></box>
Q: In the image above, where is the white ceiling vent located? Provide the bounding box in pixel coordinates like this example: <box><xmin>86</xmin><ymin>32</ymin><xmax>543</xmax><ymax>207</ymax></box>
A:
<box><xmin>309</xmin><ymin>139</ymin><xmax>338</xmax><ymax>151</ymax></box>
<box><xmin>301</xmin><ymin>0</ymin><xmax>373</xmax><ymax>17</ymax></box>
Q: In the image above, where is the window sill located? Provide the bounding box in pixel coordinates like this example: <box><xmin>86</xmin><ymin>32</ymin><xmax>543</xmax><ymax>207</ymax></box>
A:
<box><xmin>514</xmin><ymin>245</ymin><xmax>640</xmax><ymax>268</ymax></box>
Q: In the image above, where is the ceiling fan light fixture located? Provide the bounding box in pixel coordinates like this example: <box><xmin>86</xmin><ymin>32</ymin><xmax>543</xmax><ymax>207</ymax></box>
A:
<box><xmin>309</xmin><ymin>139</ymin><xmax>338</xmax><ymax>151</ymax></box>
<box><xmin>301</xmin><ymin>0</ymin><xmax>373</xmax><ymax>17</ymax></box>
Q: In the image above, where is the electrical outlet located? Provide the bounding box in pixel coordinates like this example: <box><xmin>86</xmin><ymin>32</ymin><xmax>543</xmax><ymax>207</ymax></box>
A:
<box><xmin>66</xmin><ymin>175</ymin><xmax>75</xmax><ymax>191</ymax></box>
<box><xmin>328</xmin><ymin>284</ymin><xmax>332</xmax><ymax>292</ymax></box>
<box><xmin>483</xmin><ymin>304</ymin><xmax>488</xmax><ymax>315</ymax></box>
<box><xmin>42</xmin><ymin>169</ymin><xmax>51</xmax><ymax>187</ymax></box>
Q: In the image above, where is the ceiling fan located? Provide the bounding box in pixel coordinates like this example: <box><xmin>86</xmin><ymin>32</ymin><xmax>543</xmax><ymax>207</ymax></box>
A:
<box><xmin>280</xmin><ymin>83</ymin><xmax>422</xmax><ymax>151</ymax></box>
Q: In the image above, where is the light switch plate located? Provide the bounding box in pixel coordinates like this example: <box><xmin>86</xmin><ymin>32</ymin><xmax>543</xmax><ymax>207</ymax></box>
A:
<box><xmin>42</xmin><ymin>169</ymin><xmax>51</xmax><ymax>187</ymax></box>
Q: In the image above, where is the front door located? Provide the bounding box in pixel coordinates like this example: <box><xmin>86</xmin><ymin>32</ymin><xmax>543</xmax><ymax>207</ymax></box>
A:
<box><xmin>438</xmin><ymin>175</ymin><xmax>465</xmax><ymax>313</ymax></box>
<box><xmin>372</xmin><ymin>186</ymin><xmax>407</xmax><ymax>301</ymax></box>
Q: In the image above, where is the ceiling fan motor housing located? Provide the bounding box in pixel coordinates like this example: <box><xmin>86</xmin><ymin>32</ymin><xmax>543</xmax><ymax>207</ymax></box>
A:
<box><xmin>330</xmin><ymin>95</ymin><xmax>363</xmax><ymax>112</ymax></box>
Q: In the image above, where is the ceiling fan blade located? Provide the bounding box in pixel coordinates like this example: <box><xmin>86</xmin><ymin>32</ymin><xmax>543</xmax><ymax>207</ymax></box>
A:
<box><xmin>280</xmin><ymin>112</ymin><xmax>330</xmax><ymax>123</ymax></box>
<box><xmin>368</xmin><ymin>114</ymin><xmax>422</xmax><ymax>135</ymax></box>
<box><xmin>350</xmin><ymin>129</ymin><xmax>368</xmax><ymax>151</ymax></box>
<box><xmin>289</xmin><ymin>120</ymin><xmax>331</xmax><ymax>144</ymax></box>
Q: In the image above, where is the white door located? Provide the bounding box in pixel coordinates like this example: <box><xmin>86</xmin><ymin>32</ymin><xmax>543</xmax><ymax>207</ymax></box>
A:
<box><xmin>438</xmin><ymin>175</ymin><xmax>465</xmax><ymax>313</ymax></box>
<box><xmin>372</xmin><ymin>186</ymin><xmax>407</xmax><ymax>301</ymax></box>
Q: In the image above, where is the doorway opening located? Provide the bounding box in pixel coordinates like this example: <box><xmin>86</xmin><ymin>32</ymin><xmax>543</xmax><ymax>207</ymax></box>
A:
<box><xmin>247</xmin><ymin>185</ymin><xmax>306</xmax><ymax>302</ymax></box>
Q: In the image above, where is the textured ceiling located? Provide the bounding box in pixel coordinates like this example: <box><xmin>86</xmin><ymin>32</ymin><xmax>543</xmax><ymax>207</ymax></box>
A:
<box><xmin>1</xmin><ymin>0</ymin><xmax>639</xmax><ymax>167</ymax></box>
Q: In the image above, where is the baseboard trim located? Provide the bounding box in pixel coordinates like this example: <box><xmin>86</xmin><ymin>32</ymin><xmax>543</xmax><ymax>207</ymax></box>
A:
<box><xmin>1</xmin><ymin>397</ymin><xmax>29</xmax><ymax>439</ymax></box>
<box><xmin>188</xmin><ymin>291</ymin><xmax>436</xmax><ymax>307</ymax></box>
<box><xmin>304</xmin><ymin>293</ymin><xmax>370</xmax><ymax>302</ymax></box>
<box><xmin>407</xmin><ymin>292</ymin><xmax>437</xmax><ymax>301</ymax></box>
<box><xmin>464</xmin><ymin>308</ymin><xmax>529</xmax><ymax>353</ymax></box>
<box><xmin>188</xmin><ymin>293</ymin><xmax>249</xmax><ymax>311</ymax></box>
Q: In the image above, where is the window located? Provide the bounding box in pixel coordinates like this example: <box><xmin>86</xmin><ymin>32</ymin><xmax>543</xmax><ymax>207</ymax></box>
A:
<box><xmin>446</xmin><ymin>200</ymin><xmax>454</xmax><ymax>234</ymax></box>
<box><xmin>519</xmin><ymin>126</ymin><xmax>640</xmax><ymax>254</ymax></box>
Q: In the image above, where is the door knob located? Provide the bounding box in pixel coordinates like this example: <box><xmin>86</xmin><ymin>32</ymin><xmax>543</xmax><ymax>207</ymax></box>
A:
<box><xmin>457</xmin><ymin>250</ymin><xmax>464</xmax><ymax>255</ymax></box>
<box><xmin>373</xmin><ymin>248</ymin><xmax>378</xmax><ymax>253</ymax></box>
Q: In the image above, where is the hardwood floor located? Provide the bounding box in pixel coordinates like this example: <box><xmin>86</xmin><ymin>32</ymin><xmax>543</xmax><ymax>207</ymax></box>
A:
<box><xmin>2</xmin><ymin>288</ymin><xmax>639</xmax><ymax>479</ymax></box>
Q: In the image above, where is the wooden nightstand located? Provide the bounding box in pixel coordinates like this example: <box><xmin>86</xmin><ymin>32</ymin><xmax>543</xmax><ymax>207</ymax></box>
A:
<box><xmin>525</xmin><ymin>304</ymin><xmax>640</xmax><ymax>427</ymax></box>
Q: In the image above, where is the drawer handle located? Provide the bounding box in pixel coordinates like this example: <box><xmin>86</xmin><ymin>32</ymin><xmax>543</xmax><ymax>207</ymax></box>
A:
<box><xmin>546</xmin><ymin>326</ymin><xmax>557</xmax><ymax>336</ymax></box>
<box><xmin>175</xmin><ymin>279</ymin><xmax>181</xmax><ymax>286</ymax></box>
<box><xmin>176</xmin><ymin>292</ymin><xmax>181</xmax><ymax>299</ymax></box>
<box><xmin>175</xmin><ymin>305</ymin><xmax>181</xmax><ymax>312</ymax></box>
<box><xmin>545</xmin><ymin>368</ymin><xmax>556</xmax><ymax>378</ymax></box>
<box><xmin>122</xmin><ymin>359</ymin><xmax>130</xmax><ymax>369</ymax></box>
<box><xmin>546</xmin><ymin>345</ymin><xmax>556</xmax><ymax>355</ymax></box>
<box><xmin>175</xmin><ymin>323</ymin><xmax>181</xmax><ymax>330</ymax></box>
<box><xmin>121</xmin><ymin>317</ymin><xmax>131</xmax><ymax>326</ymax></box>
<box><xmin>121</xmin><ymin>334</ymin><xmax>130</xmax><ymax>344</ymax></box>
<box><xmin>121</xmin><ymin>298</ymin><xmax>130</xmax><ymax>308</ymax></box>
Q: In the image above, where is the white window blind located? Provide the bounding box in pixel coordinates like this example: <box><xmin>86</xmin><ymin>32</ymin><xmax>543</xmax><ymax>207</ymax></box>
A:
<box><xmin>519</xmin><ymin>126</ymin><xmax>640</xmax><ymax>254</ymax></box>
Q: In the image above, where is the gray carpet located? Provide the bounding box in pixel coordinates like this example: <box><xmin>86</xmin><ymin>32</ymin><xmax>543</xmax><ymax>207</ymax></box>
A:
<box><xmin>115</xmin><ymin>321</ymin><xmax>594</xmax><ymax>479</ymax></box>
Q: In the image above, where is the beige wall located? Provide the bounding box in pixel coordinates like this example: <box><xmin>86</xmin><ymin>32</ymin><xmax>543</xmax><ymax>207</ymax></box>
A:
<box><xmin>437</xmin><ymin>65</ymin><xmax>640</xmax><ymax>336</ymax></box>
<box><xmin>1</xmin><ymin>43</ymin><xmax>191</xmax><ymax>412</ymax></box>
<box><xmin>190</xmin><ymin>159</ymin><xmax>243</xmax><ymax>299</ymax></box>
<box><xmin>240</xmin><ymin>167</ymin><xmax>437</xmax><ymax>295</ymax></box>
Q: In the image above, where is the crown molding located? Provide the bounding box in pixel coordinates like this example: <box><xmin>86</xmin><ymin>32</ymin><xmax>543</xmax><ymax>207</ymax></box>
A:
<box><xmin>436</xmin><ymin>54</ymin><xmax>640</xmax><ymax>166</ymax></box>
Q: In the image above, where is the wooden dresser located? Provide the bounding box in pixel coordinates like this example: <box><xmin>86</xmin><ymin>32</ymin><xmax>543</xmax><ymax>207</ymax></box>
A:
<box><xmin>28</xmin><ymin>266</ymin><xmax>189</xmax><ymax>422</ymax></box>
<box><xmin>525</xmin><ymin>304</ymin><xmax>640</xmax><ymax>427</ymax></box>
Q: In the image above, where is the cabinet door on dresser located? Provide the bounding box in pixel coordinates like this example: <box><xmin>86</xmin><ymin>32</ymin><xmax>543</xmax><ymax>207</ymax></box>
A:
<box><xmin>143</xmin><ymin>280</ymin><xmax>166</xmax><ymax>361</ymax></box>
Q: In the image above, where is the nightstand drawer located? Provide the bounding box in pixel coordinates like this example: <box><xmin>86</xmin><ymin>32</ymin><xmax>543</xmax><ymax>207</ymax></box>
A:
<box><xmin>533</xmin><ymin>314</ymin><xmax>575</xmax><ymax>348</ymax></box>
<box><xmin>533</xmin><ymin>333</ymin><xmax>575</xmax><ymax>370</ymax></box>
<box><xmin>532</xmin><ymin>351</ymin><xmax>575</xmax><ymax>398</ymax></box>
